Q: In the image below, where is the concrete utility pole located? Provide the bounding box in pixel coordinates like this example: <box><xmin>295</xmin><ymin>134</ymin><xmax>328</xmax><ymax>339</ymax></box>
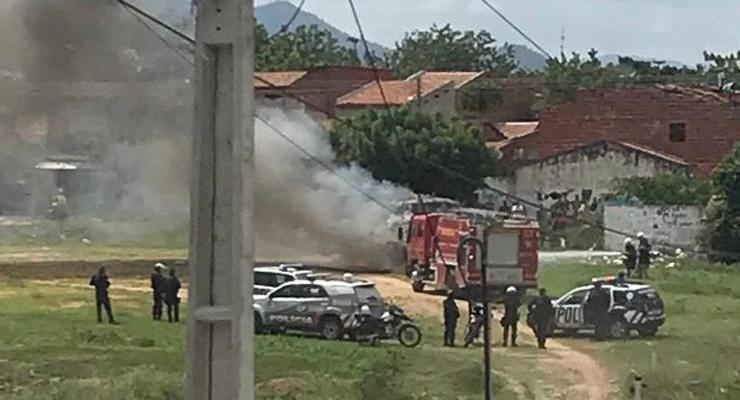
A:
<box><xmin>185</xmin><ymin>1</ymin><xmax>255</xmax><ymax>399</ymax></box>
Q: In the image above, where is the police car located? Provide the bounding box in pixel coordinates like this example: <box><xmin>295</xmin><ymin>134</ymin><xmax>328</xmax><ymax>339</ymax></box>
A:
<box><xmin>253</xmin><ymin>264</ymin><xmax>316</xmax><ymax>295</ymax></box>
<box><xmin>253</xmin><ymin>277</ymin><xmax>385</xmax><ymax>340</ymax></box>
<box><xmin>549</xmin><ymin>277</ymin><xmax>666</xmax><ymax>338</ymax></box>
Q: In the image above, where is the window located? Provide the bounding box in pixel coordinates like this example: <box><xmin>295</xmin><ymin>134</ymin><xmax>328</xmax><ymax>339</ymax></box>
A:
<box><xmin>254</xmin><ymin>272</ymin><xmax>293</xmax><ymax>288</ymax></box>
<box><xmin>669</xmin><ymin>122</ymin><xmax>686</xmax><ymax>142</ymax></box>
<box><xmin>563</xmin><ymin>290</ymin><xmax>588</xmax><ymax>305</ymax></box>
<box><xmin>305</xmin><ymin>285</ymin><xmax>328</xmax><ymax>298</ymax></box>
<box><xmin>355</xmin><ymin>285</ymin><xmax>382</xmax><ymax>304</ymax></box>
<box><xmin>271</xmin><ymin>285</ymin><xmax>300</xmax><ymax>298</ymax></box>
<box><xmin>613</xmin><ymin>291</ymin><xmax>627</xmax><ymax>306</ymax></box>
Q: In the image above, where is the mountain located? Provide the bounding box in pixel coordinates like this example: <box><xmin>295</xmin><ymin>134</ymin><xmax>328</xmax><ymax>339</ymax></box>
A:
<box><xmin>255</xmin><ymin>1</ymin><xmax>552</xmax><ymax>72</ymax></box>
<box><xmin>255</xmin><ymin>1</ymin><xmax>389</xmax><ymax>57</ymax></box>
<box><xmin>511</xmin><ymin>44</ymin><xmax>548</xmax><ymax>71</ymax></box>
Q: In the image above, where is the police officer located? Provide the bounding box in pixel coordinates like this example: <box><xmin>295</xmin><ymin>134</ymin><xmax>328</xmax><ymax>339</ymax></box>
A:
<box><xmin>637</xmin><ymin>233</ymin><xmax>652</xmax><ymax>279</ymax></box>
<box><xmin>443</xmin><ymin>293</ymin><xmax>460</xmax><ymax>347</ymax></box>
<box><xmin>586</xmin><ymin>281</ymin><xmax>611</xmax><ymax>340</ymax></box>
<box><xmin>89</xmin><ymin>267</ymin><xmax>117</xmax><ymax>324</ymax></box>
<box><xmin>502</xmin><ymin>286</ymin><xmax>520</xmax><ymax>347</ymax></box>
<box><xmin>623</xmin><ymin>238</ymin><xmax>637</xmax><ymax>277</ymax></box>
<box><xmin>165</xmin><ymin>268</ymin><xmax>182</xmax><ymax>323</ymax></box>
<box><xmin>528</xmin><ymin>288</ymin><xmax>554</xmax><ymax>349</ymax></box>
<box><xmin>151</xmin><ymin>263</ymin><xmax>167</xmax><ymax>320</ymax></box>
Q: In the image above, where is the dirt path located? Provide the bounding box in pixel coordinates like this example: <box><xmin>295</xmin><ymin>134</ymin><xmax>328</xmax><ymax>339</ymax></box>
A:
<box><xmin>368</xmin><ymin>275</ymin><xmax>618</xmax><ymax>400</ymax></box>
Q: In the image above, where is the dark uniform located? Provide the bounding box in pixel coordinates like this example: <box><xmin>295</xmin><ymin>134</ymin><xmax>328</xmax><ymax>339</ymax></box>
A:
<box><xmin>443</xmin><ymin>294</ymin><xmax>460</xmax><ymax>347</ymax></box>
<box><xmin>586</xmin><ymin>283</ymin><xmax>611</xmax><ymax>340</ymax></box>
<box><xmin>165</xmin><ymin>270</ymin><xmax>182</xmax><ymax>323</ymax></box>
<box><xmin>528</xmin><ymin>290</ymin><xmax>554</xmax><ymax>349</ymax></box>
<box><xmin>637</xmin><ymin>237</ymin><xmax>652</xmax><ymax>279</ymax></box>
<box><xmin>624</xmin><ymin>241</ymin><xmax>637</xmax><ymax>277</ymax></box>
<box><xmin>502</xmin><ymin>290</ymin><xmax>520</xmax><ymax>347</ymax></box>
<box><xmin>151</xmin><ymin>268</ymin><xmax>167</xmax><ymax>320</ymax></box>
<box><xmin>89</xmin><ymin>268</ymin><xmax>115</xmax><ymax>324</ymax></box>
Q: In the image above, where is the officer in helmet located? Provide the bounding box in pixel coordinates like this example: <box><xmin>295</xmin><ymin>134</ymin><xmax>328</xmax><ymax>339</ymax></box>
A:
<box><xmin>150</xmin><ymin>263</ymin><xmax>167</xmax><ymax>320</ymax></box>
<box><xmin>623</xmin><ymin>238</ymin><xmax>637</xmax><ymax>277</ymax></box>
<box><xmin>501</xmin><ymin>286</ymin><xmax>521</xmax><ymax>347</ymax></box>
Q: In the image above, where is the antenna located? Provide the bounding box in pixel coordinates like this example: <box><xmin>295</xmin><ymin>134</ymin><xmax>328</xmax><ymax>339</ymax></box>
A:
<box><xmin>560</xmin><ymin>26</ymin><xmax>566</xmax><ymax>57</ymax></box>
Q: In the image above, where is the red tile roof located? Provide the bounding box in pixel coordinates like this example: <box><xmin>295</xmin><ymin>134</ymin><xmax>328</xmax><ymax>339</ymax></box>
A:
<box><xmin>336</xmin><ymin>70</ymin><xmax>484</xmax><ymax>107</ymax></box>
<box><xmin>255</xmin><ymin>71</ymin><xmax>307</xmax><ymax>88</ymax></box>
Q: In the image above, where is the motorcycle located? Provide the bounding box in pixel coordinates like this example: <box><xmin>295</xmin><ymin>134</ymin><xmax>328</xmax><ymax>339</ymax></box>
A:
<box><xmin>350</xmin><ymin>303</ymin><xmax>422</xmax><ymax>347</ymax></box>
<box><xmin>463</xmin><ymin>304</ymin><xmax>485</xmax><ymax>347</ymax></box>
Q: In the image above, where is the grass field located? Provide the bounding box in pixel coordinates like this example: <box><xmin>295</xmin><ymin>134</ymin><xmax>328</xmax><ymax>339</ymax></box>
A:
<box><xmin>0</xmin><ymin>277</ymin><xmax>523</xmax><ymax>400</ymax></box>
<box><xmin>538</xmin><ymin>261</ymin><xmax>740</xmax><ymax>400</ymax></box>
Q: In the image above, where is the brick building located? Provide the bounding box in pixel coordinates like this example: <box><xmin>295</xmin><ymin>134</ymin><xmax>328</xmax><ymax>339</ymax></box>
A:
<box><xmin>255</xmin><ymin>66</ymin><xmax>392</xmax><ymax>118</ymax></box>
<box><xmin>499</xmin><ymin>85</ymin><xmax>740</xmax><ymax>175</ymax></box>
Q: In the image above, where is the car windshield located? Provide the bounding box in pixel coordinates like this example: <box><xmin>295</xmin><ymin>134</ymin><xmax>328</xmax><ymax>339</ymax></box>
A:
<box><xmin>355</xmin><ymin>285</ymin><xmax>382</xmax><ymax>304</ymax></box>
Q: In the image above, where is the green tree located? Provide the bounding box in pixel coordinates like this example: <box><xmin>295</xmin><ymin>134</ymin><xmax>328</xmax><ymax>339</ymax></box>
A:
<box><xmin>385</xmin><ymin>24</ymin><xmax>516</xmax><ymax>77</ymax></box>
<box><xmin>331</xmin><ymin>107</ymin><xmax>498</xmax><ymax>203</ymax></box>
<box><xmin>256</xmin><ymin>24</ymin><xmax>360</xmax><ymax>71</ymax></box>
<box><xmin>607</xmin><ymin>172</ymin><xmax>713</xmax><ymax>206</ymax></box>
<box><xmin>703</xmin><ymin>144</ymin><xmax>740</xmax><ymax>262</ymax></box>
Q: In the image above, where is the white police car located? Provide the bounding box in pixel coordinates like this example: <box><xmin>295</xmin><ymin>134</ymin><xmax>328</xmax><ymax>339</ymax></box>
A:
<box><xmin>253</xmin><ymin>277</ymin><xmax>386</xmax><ymax>340</ymax></box>
<box><xmin>550</xmin><ymin>277</ymin><xmax>666</xmax><ymax>338</ymax></box>
<box><xmin>253</xmin><ymin>264</ymin><xmax>317</xmax><ymax>295</ymax></box>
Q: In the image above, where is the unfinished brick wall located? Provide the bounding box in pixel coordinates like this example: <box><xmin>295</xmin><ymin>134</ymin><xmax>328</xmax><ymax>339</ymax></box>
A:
<box><xmin>501</xmin><ymin>86</ymin><xmax>740</xmax><ymax>173</ymax></box>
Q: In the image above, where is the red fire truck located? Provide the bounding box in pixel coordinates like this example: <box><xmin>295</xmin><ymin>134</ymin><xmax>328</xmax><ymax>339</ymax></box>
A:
<box><xmin>403</xmin><ymin>212</ymin><xmax>539</xmax><ymax>300</ymax></box>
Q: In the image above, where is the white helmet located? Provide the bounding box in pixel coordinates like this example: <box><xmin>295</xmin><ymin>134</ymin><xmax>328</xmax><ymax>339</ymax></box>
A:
<box><xmin>154</xmin><ymin>262</ymin><xmax>167</xmax><ymax>270</ymax></box>
<box><xmin>637</xmin><ymin>232</ymin><xmax>645</xmax><ymax>238</ymax></box>
<box><xmin>624</xmin><ymin>238</ymin><xmax>632</xmax><ymax>245</ymax></box>
<box><xmin>506</xmin><ymin>286</ymin><xmax>517</xmax><ymax>293</ymax></box>
<box><xmin>343</xmin><ymin>273</ymin><xmax>354</xmax><ymax>282</ymax></box>
<box><xmin>360</xmin><ymin>304</ymin><xmax>371</xmax><ymax>315</ymax></box>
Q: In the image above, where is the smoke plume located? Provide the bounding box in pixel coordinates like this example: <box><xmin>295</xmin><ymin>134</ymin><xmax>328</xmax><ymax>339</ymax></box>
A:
<box><xmin>1</xmin><ymin>0</ymin><xmax>408</xmax><ymax>267</ymax></box>
<box><xmin>255</xmin><ymin>109</ymin><xmax>408</xmax><ymax>264</ymax></box>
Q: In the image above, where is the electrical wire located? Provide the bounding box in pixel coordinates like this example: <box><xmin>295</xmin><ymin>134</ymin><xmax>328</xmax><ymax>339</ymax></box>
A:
<box><xmin>272</xmin><ymin>0</ymin><xmax>308</xmax><ymax>37</ymax></box>
<box><xmin>118</xmin><ymin>0</ymin><xmax>195</xmax><ymax>67</ymax></box>
<box><xmin>478</xmin><ymin>0</ymin><xmax>554</xmax><ymax>61</ymax></box>
<box><xmin>116</xmin><ymin>0</ymin><xmax>196</xmax><ymax>45</ymax></box>
<box><xmin>347</xmin><ymin>0</ymin><xmax>391</xmax><ymax>111</ymax></box>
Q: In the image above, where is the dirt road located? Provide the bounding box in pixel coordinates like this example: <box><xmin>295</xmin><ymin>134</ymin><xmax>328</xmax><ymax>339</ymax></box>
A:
<box><xmin>368</xmin><ymin>275</ymin><xmax>618</xmax><ymax>400</ymax></box>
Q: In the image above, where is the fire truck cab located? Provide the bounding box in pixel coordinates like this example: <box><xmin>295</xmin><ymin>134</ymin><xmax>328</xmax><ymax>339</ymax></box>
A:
<box><xmin>404</xmin><ymin>212</ymin><xmax>539</xmax><ymax>300</ymax></box>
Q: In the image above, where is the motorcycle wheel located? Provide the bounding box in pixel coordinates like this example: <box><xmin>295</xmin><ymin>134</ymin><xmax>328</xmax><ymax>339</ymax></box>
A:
<box><xmin>397</xmin><ymin>324</ymin><xmax>422</xmax><ymax>347</ymax></box>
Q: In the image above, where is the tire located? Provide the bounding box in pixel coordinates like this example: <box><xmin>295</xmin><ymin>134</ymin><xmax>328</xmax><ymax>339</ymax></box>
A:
<box><xmin>608</xmin><ymin>318</ymin><xmax>628</xmax><ymax>339</ymax></box>
<box><xmin>254</xmin><ymin>313</ymin><xmax>264</xmax><ymax>334</ymax></box>
<box><xmin>319</xmin><ymin>316</ymin><xmax>343</xmax><ymax>340</ymax></box>
<box><xmin>397</xmin><ymin>324</ymin><xmax>422</xmax><ymax>347</ymax></box>
<box><xmin>411</xmin><ymin>280</ymin><xmax>424</xmax><ymax>293</ymax></box>
<box><xmin>638</xmin><ymin>326</ymin><xmax>658</xmax><ymax>337</ymax></box>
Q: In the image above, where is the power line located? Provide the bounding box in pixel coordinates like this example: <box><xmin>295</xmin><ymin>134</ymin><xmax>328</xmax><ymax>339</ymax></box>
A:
<box><xmin>478</xmin><ymin>0</ymin><xmax>554</xmax><ymax>61</ymax></box>
<box><xmin>347</xmin><ymin>0</ymin><xmax>391</xmax><ymax>111</ymax></box>
<box><xmin>117</xmin><ymin>0</ymin><xmax>195</xmax><ymax>67</ymax></box>
<box><xmin>272</xmin><ymin>0</ymin><xmax>308</xmax><ymax>37</ymax></box>
<box><xmin>116</xmin><ymin>0</ymin><xmax>195</xmax><ymax>45</ymax></box>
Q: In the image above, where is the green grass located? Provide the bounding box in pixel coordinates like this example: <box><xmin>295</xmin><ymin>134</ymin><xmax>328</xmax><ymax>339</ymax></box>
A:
<box><xmin>0</xmin><ymin>280</ymin><xmax>519</xmax><ymax>400</ymax></box>
<box><xmin>538</xmin><ymin>261</ymin><xmax>740</xmax><ymax>400</ymax></box>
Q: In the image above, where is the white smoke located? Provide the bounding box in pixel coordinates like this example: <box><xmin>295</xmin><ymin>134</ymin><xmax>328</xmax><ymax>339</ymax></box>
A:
<box><xmin>255</xmin><ymin>109</ymin><xmax>409</xmax><ymax>265</ymax></box>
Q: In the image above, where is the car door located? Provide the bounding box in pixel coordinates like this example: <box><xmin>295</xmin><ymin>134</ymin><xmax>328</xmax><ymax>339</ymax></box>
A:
<box><xmin>263</xmin><ymin>284</ymin><xmax>303</xmax><ymax>328</ymax></box>
<box><xmin>554</xmin><ymin>289</ymin><xmax>589</xmax><ymax>329</ymax></box>
<box><xmin>299</xmin><ymin>285</ymin><xmax>330</xmax><ymax>329</ymax></box>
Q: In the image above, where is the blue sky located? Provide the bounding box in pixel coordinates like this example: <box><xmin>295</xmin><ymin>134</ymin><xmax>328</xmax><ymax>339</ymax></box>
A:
<box><xmin>255</xmin><ymin>0</ymin><xmax>740</xmax><ymax>65</ymax></box>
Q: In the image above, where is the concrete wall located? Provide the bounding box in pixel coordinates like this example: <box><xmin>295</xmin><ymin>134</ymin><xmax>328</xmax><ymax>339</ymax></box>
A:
<box><xmin>604</xmin><ymin>205</ymin><xmax>704</xmax><ymax>251</ymax></box>
<box><xmin>489</xmin><ymin>141</ymin><xmax>687</xmax><ymax>209</ymax></box>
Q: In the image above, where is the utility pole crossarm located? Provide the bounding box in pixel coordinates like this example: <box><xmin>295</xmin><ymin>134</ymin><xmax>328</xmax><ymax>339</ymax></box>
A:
<box><xmin>186</xmin><ymin>1</ymin><xmax>255</xmax><ymax>400</ymax></box>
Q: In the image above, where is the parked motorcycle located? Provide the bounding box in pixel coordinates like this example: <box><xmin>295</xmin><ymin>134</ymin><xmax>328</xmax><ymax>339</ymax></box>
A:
<box><xmin>350</xmin><ymin>303</ymin><xmax>422</xmax><ymax>347</ymax></box>
<box><xmin>463</xmin><ymin>303</ymin><xmax>485</xmax><ymax>347</ymax></box>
